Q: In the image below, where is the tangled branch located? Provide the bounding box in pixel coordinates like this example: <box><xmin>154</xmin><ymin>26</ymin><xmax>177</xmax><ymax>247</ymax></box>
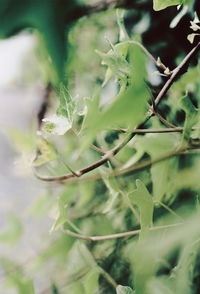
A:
<box><xmin>35</xmin><ymin>41</ymin><xmax>200</xmax><ymax>182</ymax></box>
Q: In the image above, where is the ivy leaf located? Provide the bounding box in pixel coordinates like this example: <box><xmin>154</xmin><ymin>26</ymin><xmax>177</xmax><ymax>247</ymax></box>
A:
<box><xmin>100</xmin><ymin>167</ymin><xmax>121</xmax><ymax>214</ymax></box>
<box><xmin>81</xmin><ymin>44</ymin><xmax>149</xmax><ymax>150</ymax></box>
<box><xmin>32</xmin><ymin>137</ymin><xmax>58</xmax><ymax>167</ymax></box>
<box><xmin>49</xmin><ymin>186</ymin><xmax>75</xmax><ymax>233</ymax></box>
<box><xmin>153</xmin><ymin>0</ymin><xmax>182</xmax><ymax>11</ymax></box>
<box><xmin>138</xmin><ymin>133</ymin><xmax>180</xmax><ymax>202</ymax></box>
<box><xmin>83</xmin><ymin>270</ymin><xmax>99</xmax><ymax>294</ymax></box>
<box><xmin>179</xmin><ymin>95</ymin><xmax>199</xmax><ymax>141</ymax></box>
<box><xmin>116</xmin><ymin>285</ymin><xmax>134</xmax><ymax>294</ymax></box>
<box><xmin>129</xmin><ymin>179</ymin><xmax>154</xmax><ymax>233</ymax></box>
<box><xmin>96</xmin><ymin>42</ymin><xmax>130</xmax><ymax>83</ymax></box>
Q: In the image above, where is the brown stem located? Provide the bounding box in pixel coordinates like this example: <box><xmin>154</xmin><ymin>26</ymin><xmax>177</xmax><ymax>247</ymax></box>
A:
<box><xmin>155</xmin><ymin>112</ymin><xmax>177</xmax><ymax>128</ymax></box>
<box><xmin>115</xmin><ymin>126</ymin><xmax>200</xmax><ymax>134</ymax></box>
<box><xmin>63</xmin><ymin>222</ymin><xmax>183</xmax><ymax>241</ymax></box>
<box><xmin>153</xmin><ymin>42</ymin><xmax>200</xmax><ymax>107</ymax></box>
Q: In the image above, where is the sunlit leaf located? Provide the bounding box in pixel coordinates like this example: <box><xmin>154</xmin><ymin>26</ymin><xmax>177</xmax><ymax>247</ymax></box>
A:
<box><xmin>153</xmin><ymin>0</ymin><xmax>182</xmax><ymax>11</ymax></box>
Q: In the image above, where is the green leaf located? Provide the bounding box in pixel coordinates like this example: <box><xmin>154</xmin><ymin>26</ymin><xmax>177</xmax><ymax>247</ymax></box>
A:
<box><xmin>83</xmin><ymin>270</ymin><xmax>99</xmax><ymax>294</ymax></box>
<box><xmin>50</xmin><ymin>186</ymin><xmax>76</xmax><ymax>233</ymax></box>
<box><xmin>81</xmin><ymin>44</ymin><xmax>149</xmax><ymax>149</ymax></box>
<box><xmin>179</xmin><ymin>95</ymin><xmax>199</xmax><ymax>141</ymax></box>
<box><xmin>138</xmin><ymin>133</ymin><xmax>180</xmax><ymax>202</ymax></box>
<box><xmin>0</xmin><ymin>0</ymin><xmax>82</xmax><ymax>81</ymax></box>
<box><xmin>96</xmin><ymin>42</ymin><xmax>130</xmax><ymax>82</ymax></box>
<box><xmin>153</xmin><ymin>0</ymin><xmax>182</xmax><ymax>11</ymax></box>
<box><xmin>0</xmin><ymin>258</ymin><xmax>35</xmax><ymax>294</ymax></box>
<box><xmin>116</xmin><ymin>285</ymin><xmax>134</xmax><ymax>294</ymax></box>
<box><xmin>32</xmin><ymin>137</ymin><xmax>58</xmax><ymax>167</ymax></box>
<box><xmin>129</xmin><ymin>179</ymin><xmax>154</xmax><ymax>233</ymax></box>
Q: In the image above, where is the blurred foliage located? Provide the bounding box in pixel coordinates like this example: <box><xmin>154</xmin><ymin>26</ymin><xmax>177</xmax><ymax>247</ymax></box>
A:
<box><xmin>0</xmin><ymin>0</ymin><xmax>200</xmax><ymax>293</ymax></box>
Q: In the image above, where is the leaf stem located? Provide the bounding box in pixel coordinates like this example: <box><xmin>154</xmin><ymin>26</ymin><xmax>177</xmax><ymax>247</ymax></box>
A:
<box><xmin>63</xmin><ymin>222</ymin><xmax>183</xmax><ymax>241</ymax></box>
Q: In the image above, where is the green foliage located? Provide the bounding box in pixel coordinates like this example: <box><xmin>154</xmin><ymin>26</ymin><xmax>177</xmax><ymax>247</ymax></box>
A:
<box><xmin>1</xmin><ymin>1</ymin><xmax>200</xmax><ymax>294</ymax></box>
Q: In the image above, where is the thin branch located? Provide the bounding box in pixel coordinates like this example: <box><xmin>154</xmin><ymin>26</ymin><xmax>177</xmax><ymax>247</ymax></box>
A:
<box><xmin>90</xmin><ymin>143</ymin><xmax>107</xmax><ymax>154</ymax></box>
<box><xmin>155</xmin><ymin>112</ymin><xmax>177</xmax><ymax>128</ymax></box>
<box><xmin>36</xmin><ymin>42</ymin><xmax>200</xmax><ymax>182</ymax></box>
<box><xmin>153</xmin><ymin>41</ymin><xmax>200</xmax><ymax>107</ymax></box>
<box><xmin>63</xmin><ymin>222</ymin><xmax>183</xmax><ymax>241</ymax></box>
<box><xmin>116</xmin><ymin>126</ymin><xmax>200</xmax><ymax>134</ymax></box>
<box><xmin>127</xmin><ymin>40</ymin><xmax>167</xmax><ymax>72</ymax></box>
<box><xmin>36</xmin><ymin>145</ymin><xmax>190</xmax><ymax>184</ymax></box>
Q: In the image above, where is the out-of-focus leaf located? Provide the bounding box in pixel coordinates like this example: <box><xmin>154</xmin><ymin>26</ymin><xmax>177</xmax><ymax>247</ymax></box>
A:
<box><xmin>0</xmin><ymin>257</ymin><xmax>35</xmax><ymax>294</ymax></box>
<box><xmin>170</xmin><ymin>5</ymin><xmax>188</xmax><ymax>28</ymax></box>
<box><xmin>179</xmin><ymin>95</ymin><xmax>199</xmax><ymax>141</ymax></box>
<box><xmin>138</xmin><ymin>133</ymin><xmax>180</xmax><ymax>202</ymax></box>
<box><xmin>171</xmin><ymin>240</ymin><xmax>199</xmax><ymax>294</ymax></box>
<box><xmin>129</xmin><ymin>179</ymin><xmax>153</xmax><ymax>233</ymax></box>
<box><xmin>81</xmin><ymin>44</ymin><xmax>149</xmax><ymax>149</ymax></box>
<box><xmin>83</xmin><ymin>270</ymin><xmax>99</xmax><ymax>294</ymax></box>
<box><xmin>147</xmin><ymin>277</ymin><xmax>174</xmax><ymax>294</ymax></box>
<box><xmin>153</xmin><ymin>0</ymin><xmax>182</xmax><ymax>11</ymax></box>
<box><xmin>187</xmin><ymin>33</ymin><xmax>200</xmax><ymax>43</ymax></box>
<box><xmin>0</xmin><ymin>214</ymin><xmax>23</xmax><ymax>246</ymax></box>
<box><xmin>96</xmin><ymin>43</ymin><xmax>130</xmax><ymax>82</ymax></box>
<box><xmin>32</xmin><ymin>137</ymin><xmax>58</xmax><ymax>167</ymax></box>
<box><xmin>50</xmin><ymin>192</ymin><xmax>69</xmax><ymax>233</ymax></box>
<box><xmin>0</xmin><ymin>0</ymin><xmax>83</xmax><ymax>81</ymax></box>
<box><xmin>100</xmin><ymin>167</ymin><xmax>121</xmax><ymax>214</ymax></box>
<box><xmin>116</xmin><ymin>285</ymin><xmax>134</xmax><ymax>294</ymax></box>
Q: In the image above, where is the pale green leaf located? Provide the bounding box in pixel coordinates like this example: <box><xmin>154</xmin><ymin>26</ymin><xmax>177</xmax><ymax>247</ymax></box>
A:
<box><xmin>32</xmin><ymin>137</ymin><xmax>58</xmax><ymax>167</ymax></box>
<box><xmin>179</xmin><ymin>95</ymin><xmax>199</xmax><ymax>141</ymax></box>
<box><xmin>129</xmin><ymin>179</ymin><xmax>154</xmax><ymax>232</ymax></box>
<box><xmin>138</xmin><ymin>133</ymin><xmax>180</xmax><ymax>201</ymax></box>
<box><xmin>116</xmin><ymin>285</ymin><xmax>134</xmax><ymax>294</ymax></box>
<box><xmin>187</xmin><ymin>33</ymin><xmax>200</xmax><ymax>44</ymax></box>
<box><xmin>81</xmin><ymin>44</ymin><xmax>149</xmax><ymax>150</ymax></box>
<box><xmin>100</xmin><ymin>167</ymin><xmax>121</xmax><ymax>214</ymax></box>
<box><xmin>153</xmin><ymin>0</ymin><xmax>182</xmax><ymax>11</ymax></box>
<box><xmin>83</xmin><ymin>270</ymin><xmax>99</xmax><ymax>294</ymax></box>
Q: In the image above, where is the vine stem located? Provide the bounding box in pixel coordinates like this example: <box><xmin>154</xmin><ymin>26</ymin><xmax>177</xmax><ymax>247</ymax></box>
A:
<box><xmin>62</xmin><ymin>222</ymin><xmax>183</xmax><ymax>241</ymax></box>
<box><xmin>35</xmin><ymin>41</ymin><xmax>200</xmax><ymax>182</ymax></box>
